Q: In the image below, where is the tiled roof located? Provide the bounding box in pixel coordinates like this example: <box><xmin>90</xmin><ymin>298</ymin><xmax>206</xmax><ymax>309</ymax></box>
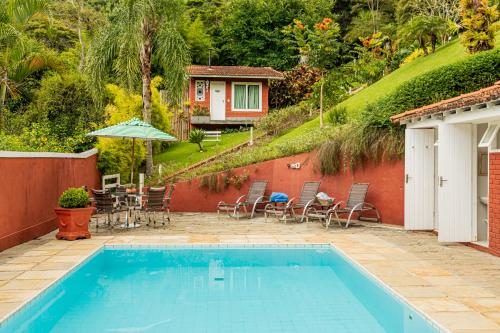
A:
<box><xmin>187</xmin><ymin>65</ymin><xmax>284</xmax><ymax>79</ymax></box>
<box><xmin>391</xmin><ymin>81</ymin><xmax>500</xmax><ymax>123</ymax></box>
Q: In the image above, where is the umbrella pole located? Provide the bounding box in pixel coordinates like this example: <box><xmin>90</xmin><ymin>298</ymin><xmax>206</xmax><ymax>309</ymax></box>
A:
<box><xmin>131</xmin><ymin>138</ymin><xmax>135</xmax><ymax>185</ymax></box>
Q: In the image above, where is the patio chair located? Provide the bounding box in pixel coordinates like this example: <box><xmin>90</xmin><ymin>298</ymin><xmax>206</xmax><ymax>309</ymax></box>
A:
<box><xmin>217</xmin><ymin>180</ymin><xmax>268</xmax><ymax>219</ymax></box>
<box><xmin>91</xmin><ymin>189</ymin><xmax>125</xmax><ymax>232</ymax></box>
<box><xmin>140</xmin><ymin>185</ymin><xmax>174</xmax><ymax>227</ymax></box>
<box><xmin>326</xmin><ymin>183</ymin><xmax>380</xmax><ymax>229</ymax></box>
<box><xmin>264</xmin><ymin>181</ymin><xmax>321</xmax><ymax>223</ymax></box>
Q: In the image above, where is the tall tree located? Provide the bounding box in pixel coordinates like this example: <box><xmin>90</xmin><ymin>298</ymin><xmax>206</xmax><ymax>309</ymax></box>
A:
<box><xmin>0</xmin><ymin>0</ymin><xmax>52</xmax><ymax>130</ymax></box>
<box><xmin>285</xmin><ymin>17</ymin><xmax>342</xmax><ymax>128</ymax></box>
<box><xmin>87</xmin><ymin>0</ymin><xmax>190</xmax><ymax>177</ymax></box>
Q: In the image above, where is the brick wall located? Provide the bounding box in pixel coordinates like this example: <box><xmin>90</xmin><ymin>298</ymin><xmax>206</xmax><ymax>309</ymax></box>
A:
<box><xmin>488</xmin><ymin>152</ymin><xmax>500</xmax><ymax>255</ymax></box>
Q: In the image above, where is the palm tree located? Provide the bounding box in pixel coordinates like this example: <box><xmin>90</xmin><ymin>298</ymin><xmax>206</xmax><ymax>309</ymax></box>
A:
<box><xmin>0</xmin><ymin>0</ymin><xmax>50</xmax><ymax>129</ymax></box>
<box><xmin>86</xmin><ymin>0</ymin><xmax>189</xmax><ymax>176</ymax></box>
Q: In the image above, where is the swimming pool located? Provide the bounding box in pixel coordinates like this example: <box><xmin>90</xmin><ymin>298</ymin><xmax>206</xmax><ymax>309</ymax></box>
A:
<box><xmin>1</xmin><ymin>246</ymin><xmax>442</xmax><ymax>332</ymax></box>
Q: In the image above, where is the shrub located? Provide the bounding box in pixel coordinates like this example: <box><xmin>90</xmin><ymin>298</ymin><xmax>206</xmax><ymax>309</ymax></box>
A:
<box><xmin>256</xmin><ymin>103</ymin><xmax>312</xmax><ymax>136</ymax></box>
<box><xmin>364</xmin><ymin>48</ymin><xmax>500</xmax><ymax>126</ymax></box>
<box><xmin>460</xmin><ymin>0</ymin><xmax>499</xmax><ymax>53</ymax></box>
<box><xmin>58</xmin><ymin>188</ymin><xmax>89</xmax><ymax>208</ymax></box>
<box><xmin>192</xmin><ymin>105</ymin><xmax>209</xmax><ymax>116</ymax></box>
<box><xmin>189</xmin><ymin>129</ymin><xmax>206</xmax><ymax>151</ymax></box>
<box><xmin>326</xmin><ymin>106</ymin><xmax>348</xmax><ymax>126</ymax></box>
<box><xmin>269</xmin><ymin>65</ymin><xmax>322</xmax><ymax>108</ymax></box>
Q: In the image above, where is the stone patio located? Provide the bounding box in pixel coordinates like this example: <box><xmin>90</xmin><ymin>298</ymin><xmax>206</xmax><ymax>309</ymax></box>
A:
<box><xmin>1</xmin><ymin>213</ymin><xmax>499</xmax><ymax>332</ymax></box>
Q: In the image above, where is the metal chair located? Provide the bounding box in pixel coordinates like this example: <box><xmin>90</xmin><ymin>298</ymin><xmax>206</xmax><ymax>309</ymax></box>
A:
<box><xmin>217</xmin><ymin>180</ymin><xmax>268</xmax><ymax>219</ymax></box>
<box><xmin>265</xmin><ymin>181</ymin><xmax>321</xmax><ymax>223</ymax></box>
<box><xmin>326</xmin><ymin>183</ymin><xmax>380</xmax><ymax>229</ymax></box>
<box><xmin>141</xmin><ymin>186</ymin><xmax>173</xmax><ymax>227</ymax></box>
<box><xmin>91</xmin><ymin>189</ymin><xmax>125</xmax><ymax>232</ymax></box>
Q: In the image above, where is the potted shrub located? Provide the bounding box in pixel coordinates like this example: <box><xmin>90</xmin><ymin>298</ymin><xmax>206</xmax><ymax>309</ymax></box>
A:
<box><xmin>55</xmin><ymin>187</ymin><xmax>94</xmax><ymax>241</ymax></box>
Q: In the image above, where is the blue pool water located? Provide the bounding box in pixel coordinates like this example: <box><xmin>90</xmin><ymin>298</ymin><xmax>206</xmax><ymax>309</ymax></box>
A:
<box><xmin>1</xmin><ymin>246</ymin><xmax>441</xmax><ymax>333</ymax></box>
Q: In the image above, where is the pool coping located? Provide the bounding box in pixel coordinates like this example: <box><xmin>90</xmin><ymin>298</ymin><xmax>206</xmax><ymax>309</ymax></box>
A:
<box><xmin>0</xmin><ymin>243</ymin><xmax>449</xmax><ymax>332</ymax></box>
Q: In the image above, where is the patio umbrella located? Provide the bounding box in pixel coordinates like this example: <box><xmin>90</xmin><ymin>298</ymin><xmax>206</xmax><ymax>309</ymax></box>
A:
<box><xmin>87</xmin><ymin>118</ymin><xmax>176</xmax><ymax>183</ymax></box>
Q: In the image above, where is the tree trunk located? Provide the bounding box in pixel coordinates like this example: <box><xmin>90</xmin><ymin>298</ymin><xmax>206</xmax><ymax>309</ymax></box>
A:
<box><xmin>0</xmin><ymin>70</ymin><xmax>7</xmax><ymax>131</ymax></box>
<box><xmin>319</xmin><ymin>73</ymin><xmax>324</xmax><ymax>129</ymax></box>
<box><xmin>141</xmin><ymin>20</ymin><xmax>154</xmax><ymax>177</ymax></box>
<box><xmin>420</xmin><ymin>37</ymin><xmax>428</xmax><ymax>56</ymax></box>
<box><xmin>430</xmin><ymin>33</ymin><xmax>437</xmax><ymax>53</ymax></box>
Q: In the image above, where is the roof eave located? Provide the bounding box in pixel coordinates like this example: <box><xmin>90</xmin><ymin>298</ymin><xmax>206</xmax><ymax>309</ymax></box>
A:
<box><xmin>187</xmin><ymin>74</ymin><xmax>284</xmax><ymax>80</ymax></box>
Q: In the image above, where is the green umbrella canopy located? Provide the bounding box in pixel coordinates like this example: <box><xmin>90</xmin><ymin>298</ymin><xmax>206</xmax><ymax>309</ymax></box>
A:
<box><xmin>86</xmin><ymin>118</ymin><xmax>177</xmax><ymax>141</ymax></box>
<box><xmin>87</xmin><ymin>118</ymin><xmax>176</xmax><ymax>184</ymax></box>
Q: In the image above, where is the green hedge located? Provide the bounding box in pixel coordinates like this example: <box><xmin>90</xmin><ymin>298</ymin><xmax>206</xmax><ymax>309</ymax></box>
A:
<box><xmin>363</xmin><ymin>48</ymin><xmax>500</xmax><ymax>128</ymax></box>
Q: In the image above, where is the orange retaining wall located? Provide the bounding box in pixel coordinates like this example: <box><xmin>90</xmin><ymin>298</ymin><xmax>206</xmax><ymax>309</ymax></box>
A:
<box><xmin>171</xmin><ymin>152</ymin><xmax>404</xmax><ymax>225</ymax></box>
<box><xmin>0</xmin><ymin>150</ymin><xmax>100</xmax><ymax>251</ymax></box>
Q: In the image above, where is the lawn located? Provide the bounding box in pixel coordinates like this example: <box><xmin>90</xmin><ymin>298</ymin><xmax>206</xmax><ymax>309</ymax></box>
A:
<box><xmin>154</xmin><ymin>130</ymin><xmax>255</xmax><ymax>174</ymax></box>
<box><xmin>270</xmin><ymin>33</ymin><xmax>500</xmax><ymax>147</ymax></box>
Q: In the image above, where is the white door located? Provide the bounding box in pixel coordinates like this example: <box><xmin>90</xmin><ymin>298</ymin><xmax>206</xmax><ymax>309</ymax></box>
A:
<box><xmin>404</xmin><ymin>129</ymin><xmax>435</xmax><ymax>230</ymax></box>
<box><xmin>438</xmin><ymin>123</ymin><xmax>473</xmax><ymax>242</ymax></box>
<box><xmin>210</xmin><ymin>81</ymin><xmax>226</xmax><ymax>120</ymax></box>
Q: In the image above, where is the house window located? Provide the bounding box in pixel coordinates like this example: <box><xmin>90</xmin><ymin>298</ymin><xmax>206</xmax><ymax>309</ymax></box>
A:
<box><xmin>479</xmin><ymin>124</ymin><xmax>499</xmax><ymax>148</ymax></box>
<box><xmin>232</xmin><ymin>82</ymin><xmax>262</xmax><ymax>111</ymax></box>
<box><xmin>195</xmin><ymin>80</ymin><xmax>205</xmax><ymax>102</ymax></box>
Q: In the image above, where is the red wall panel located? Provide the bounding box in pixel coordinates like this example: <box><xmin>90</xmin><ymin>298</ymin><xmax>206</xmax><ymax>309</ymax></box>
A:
<box><xmin>171</xmin><ymin>152</ymin><xmax>405</xmax><ymax>225</ymax></box>
<box><xmin>0</xmin><ymin>153</ymin><xmax>100</xmax><ymax>251</ymax></box>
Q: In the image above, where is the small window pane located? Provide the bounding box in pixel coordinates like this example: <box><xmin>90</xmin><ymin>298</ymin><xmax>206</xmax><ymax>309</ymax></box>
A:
<box><xmin>479</xmin><ymin>124</ymin><xmax>499</xmax><ymax>148</ymax></box>
<box><xmin>234</xmin><ymin>85</ymin><xmax>247</xmax><ymax>109</ymax></box>
<box><xmin>248</xmin><ymin>85</ymin><xmax>260</xmax><ymax>110</ymax></box>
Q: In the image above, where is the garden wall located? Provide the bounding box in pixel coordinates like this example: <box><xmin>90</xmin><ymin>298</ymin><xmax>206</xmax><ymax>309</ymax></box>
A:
<box><xmin>171</xmin><ymin>152</ymin><xmax>404</xmax><ymax>225</ymax></box>
<box><xmin>0</xmin><ymin>149</ymin><xmax>100</xmax><ymax>251</ymax></box>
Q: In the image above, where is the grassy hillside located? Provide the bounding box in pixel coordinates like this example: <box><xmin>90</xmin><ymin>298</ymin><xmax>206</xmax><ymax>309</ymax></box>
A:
<box><xmin>271</xmin><ymin>34</ymin><xmax>500</xmax><ymax>147</ymax></box>
<box><xmin>154</xmin><ymin>130</ymin><xmax>255</xmax><ymax>175</ymax></box>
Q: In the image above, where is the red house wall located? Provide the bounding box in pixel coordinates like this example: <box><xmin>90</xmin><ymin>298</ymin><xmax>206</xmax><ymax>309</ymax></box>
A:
<box><xmin>0</xmin><ymin>152</ymin><xmax>100</xmax><ymax>251</ymax></box>
<box><xmin>487</xmin><ymin>152</ymin><xmax>500</xmax><ymax>256</ymax></box>
<box><xmin>171</xmin><ymin>152</ymin><xmax>405</xmax><ymax>226</ymax></box>
<box><xmin>189</xmin><ymin>77</ymin><xmax>269</xmax><ymax>119</ymax></box>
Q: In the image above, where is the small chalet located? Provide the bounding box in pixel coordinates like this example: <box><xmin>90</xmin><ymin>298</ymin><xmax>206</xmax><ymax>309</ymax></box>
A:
<box><xmin>392</xmin><ymin>81</ymin><xmax>500</xmax><ymax>255</ymax></box>
<box><xmin>187</xmin><ymin>65</ymin><xmax>284</xmax><ymax>126</ymax></box>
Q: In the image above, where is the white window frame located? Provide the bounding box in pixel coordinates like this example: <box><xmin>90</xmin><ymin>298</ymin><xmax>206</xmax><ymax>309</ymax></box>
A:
<box><xmin>478</xmin><ymin>124</ymin><xmax>499</xmax><ymax>148</ymax></box>
<box><xmin>231</xmin><ymin>82</ymin><xmax>262</xmax><ymax>112</ymax></box>
<box><xmin>195</xmin><ymin>80</ymin><xmax>205</xmax><ymax>102</ymax></box>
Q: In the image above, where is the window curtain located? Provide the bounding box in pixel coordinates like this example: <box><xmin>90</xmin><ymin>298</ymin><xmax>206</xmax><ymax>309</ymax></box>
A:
<box><xmin>248</xmin><ymin>85</ymin><xmax>259</xmax><ymax>110</ymax></box>
<box><xmin>234</xmin><ymin>85</ymin><xmax>247</xmax><ymax>109</ymax></box>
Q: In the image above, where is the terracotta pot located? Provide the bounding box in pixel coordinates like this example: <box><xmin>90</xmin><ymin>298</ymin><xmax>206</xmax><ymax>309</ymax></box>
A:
<box><xmin>54</xmin><ymin>207</ymin><xmax>94</xmax><ymax>241</ymax></box>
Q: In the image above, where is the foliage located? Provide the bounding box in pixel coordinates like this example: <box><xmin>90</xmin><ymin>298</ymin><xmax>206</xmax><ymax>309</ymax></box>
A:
<box><xmin>0</xmin><ymin>122</ymin><xmax>89</xmax><ymax>152</ymax></box>
<box><xmin>398</xmin><ymin>15</ymin><xmax>448</xmax><ymax>54</ymax></box>
<box><xmin>185</xmin><ymin>16</ymin><xmax>213</xmax><ymax>65</ymax></box>
<box><xmin>400</xmin><ymin>48</ymin><xmax>426</xmax><ymax>66</ymax></box>
<box><xmin>365</xmin><ymin>48</ymin><xmax>500</xmax><ymax>126</ymax></box>
<box><xmin>191</xmin><ymin>104</ymin><xmax>209</xmax><ymax>116</ymax></box>
<box><xmin>326</xmin><ymin>106</ymin><xmax>348</xmax><ymax>126</ymax></box>
<box><xmin>189</xmin><ymin>128</ymin><xmax>206</xmax><ymax>151</ymax></box>
<box><xmin>460</xmin><ymin>0</ymin><xmax>499</xmax><ymax>53</ymax></box>
<box><xmin>0</xmin><ymin>0</ymin><xmax>61</xmax><ymax>129</ymax></box>
<box><xmin>218</xmin><ymin>0</ymin><xmax>335</xmax><ymax>70</ymax></box>
<box><xmin>86</xmin><ymin>0</ymin><xmax>190</xmax><ymax>176</ymax></box>
<box><xmin>199</xmin><ymin>170</ymin><xmax>249</xmax><ymax>192</ymax></box>
<box><xmin>256</xmin><ymin>103</ymin><xmax>312</xmax><ymax>136</ymax></box>
<box><xmin>96</xmin><ymin>77</ymin><xmax>170</xmax><ymax>181</ymax></box>
<box><xmin>27</xmin><ymin>72</ymin><xmax>101</xmax><ymax>146</ymax></box>
<box><xmin>58</xmin><ymin>187</ymin><xmax>89</xmax><ymax>208</ymax></box>
<box><xmin>269</xmin><ymin>65</ymin><xmax>321</xmax><ymax>108</ymax></box>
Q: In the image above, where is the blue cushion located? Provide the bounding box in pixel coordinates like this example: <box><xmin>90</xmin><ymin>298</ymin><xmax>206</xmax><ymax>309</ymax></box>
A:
<box><xmin>270</xmin><ymin>192</ymin><xmax>289</xmax><ymax>203</ymax></box>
